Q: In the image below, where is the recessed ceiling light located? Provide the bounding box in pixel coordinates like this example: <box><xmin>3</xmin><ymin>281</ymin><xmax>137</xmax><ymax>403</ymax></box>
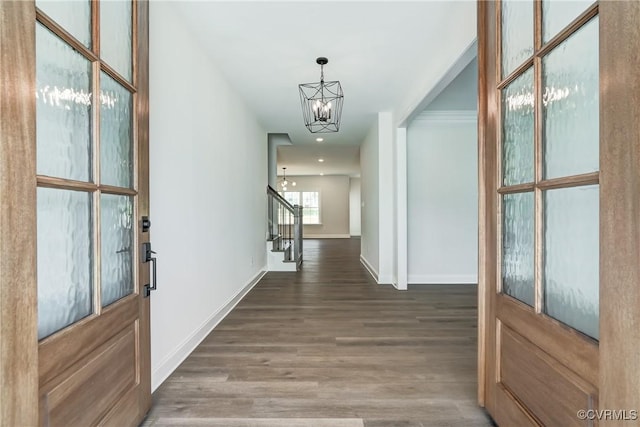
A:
<box><xmin>316</xmin><ymin>137</ymin><xmax>324</xmax><ymax>142</ymax></box>
<box><xmin>318</xmin><ymin>158</ymin><xmax>324</xmax><ymax>162</ymax></box>
<box><xmin>320</xmin><ymin>173</ymin><xmax>324</xmax><ymax>176</ymax></box>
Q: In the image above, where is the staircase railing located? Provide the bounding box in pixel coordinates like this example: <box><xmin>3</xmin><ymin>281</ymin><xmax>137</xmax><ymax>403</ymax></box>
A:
<box><xmin>267</xmin><ymin>185</ymin><xmax>303</xmax><ymax>269</ymax></box>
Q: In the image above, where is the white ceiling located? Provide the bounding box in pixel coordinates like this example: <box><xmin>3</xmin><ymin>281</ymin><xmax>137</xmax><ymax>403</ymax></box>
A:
<box><xmin>171</xmin><ymin>1</ymin><xmax>476</xmax><ymax>175</ymax></box>
<box><xmin>278</xmin><ymin>144</ymin><xmax>360</xmax><ymax>176</ymax></box>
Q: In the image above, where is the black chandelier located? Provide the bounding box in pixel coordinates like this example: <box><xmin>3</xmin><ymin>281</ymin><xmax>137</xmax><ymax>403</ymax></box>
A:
<box><xmin>298</xmin><ymin>57</ymin><xmax>344</xmax><ymax>133</ymax></box>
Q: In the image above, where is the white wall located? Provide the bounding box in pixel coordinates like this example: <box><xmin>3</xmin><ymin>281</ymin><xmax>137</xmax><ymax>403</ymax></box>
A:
<box><xmin>425</xmin><ymin>57</ymin><xmax>478</xmax><ymax>112</ymax></box>
<box><xmin>378</xmin><ymin>112</ymin><xmax>395</xmax><ymax>284</ymax></box>
<box><xmin>360</xmin><ymin>123</ymin><xmax>379</xmax><ymax>278</ymax></box>
<box><xmin>395</xmin><ymin>1</ymin><xmax>476</xmax><ymax>124</ymax></box>
<box><xmin>349</xmin><ymin>178</ymin><xmax>361</xmax><ymax>236</ymax></box>
<box><xmin>149</xmin><ymin>2</ymin><xmax>267</xmax><ymax>391</ymax></box>
<box><xmin>287</xmin><ymin>175</ymin><xmax>350</xmax><ymax>238</ymax></box>
<box><xmin>407</xmin><ymin>111</ymin><xmax>477</xmax><ymax>284</ymax></box>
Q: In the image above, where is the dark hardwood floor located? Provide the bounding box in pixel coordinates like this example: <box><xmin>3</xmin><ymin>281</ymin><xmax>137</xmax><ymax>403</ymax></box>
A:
<box><xmin>143</xmin><ymin>238</ymin><xmax>493</xmax><ymax>427</ymax></box>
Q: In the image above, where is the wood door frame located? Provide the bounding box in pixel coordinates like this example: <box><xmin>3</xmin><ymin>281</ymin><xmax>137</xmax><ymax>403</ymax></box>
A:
<box><xmin>137</xmin><ymin>0</ymin><xmax>152</xmax><ymax>416</ymax></box>
<box><xmin>0</xmin><ymin>2</ymin><xmax>39</xmax><ymax>425</ymax></box>
<box><xmin>598</xmin><ymin>1</ymin><xmax>640</xmax><ymax>418</ymax></box>
<box><xmin>478</xmin><ymin>0</ymin><xmax>640</xmax><ymax>423</ymax></box>
<box><xmin>0</xmin><ymin>1</ymin><xmax>150</xmax><ymax>424</ymax></box>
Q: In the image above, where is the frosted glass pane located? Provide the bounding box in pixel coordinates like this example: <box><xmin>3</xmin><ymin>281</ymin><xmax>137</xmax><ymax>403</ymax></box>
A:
<box><xmin>502</xmin><ymin>68</ymin><xmax>534</xmax><ymax>186</ymax></box>
<box><xmin>502</xmin><ymin>192</ymin><xmax>535</xmax><ymax>306</ymax></box>
<box><xmin>100</xmin><ymin>0</ymin><xmax>132</xmax><ymax>81</ymax></box>
<box><xmin>544</xmin><ymin>185</ymin><xmax>599</xmax><ymax>339</ymax></box>
<box><xmin>501</xmin><ymin>0</ymin><xmax>534</xmax><ymax>77</ymax></box>
<box><xmin>36</xmin><ymin>23</ymin><xmax>92</xmax><ymax>182</ymax></box>
<box><xmin>543</xmin><ymin>17</ymin><xmax>599</xmax><ymax>179</ymax></box>
<box><xmin>37</xmin><ymin>188</ymin><xmax>93</xmax><ymax>340</ymax></box>
<box><xmin>543</xmin><ymin>0</ymin><xmax>593</xmax><ymax>43</ymax></box>
<box><xmin>101</xmin><ymin>194</ymin><xmax>134</xmax><ymax>306</ymax></box>
<box><xmin>100</xmin><ymin>72</ymin><xmax>133</xmax><ymax>188</ymax></box>
<box><xmin>36</xmin><ymin>0</ymin><xmax>91</xmax><ymax>47</ymax></box>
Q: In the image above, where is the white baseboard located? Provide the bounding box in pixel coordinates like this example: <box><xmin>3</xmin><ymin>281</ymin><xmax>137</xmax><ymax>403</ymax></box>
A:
<box><xmin>391</xmin><ymin>281</ymin><xmax>408</xmax><ymax>291</ymax></box>
<box><xmin>151</xmin><ymin>268</ymin><xmax>267</xmax><ymax>391</ymax></box>
<box><xmin>408</xmin><ymin>274</ymin><xmax>477</xmax><ymax>285</ymax></box>
<box><xmin>360</xmin><ymin>255</ymin><xmax>379</xmax><ymax>282</ymax></box>
<box><xmin>304</xmin><ymin>234</ymin><xmax>351</xmax><ymax>239</ymax></box>
<box><xmin>377</xmin><ymin>274</ymin><xmax>394</xmax><ymax>285</ymax></box>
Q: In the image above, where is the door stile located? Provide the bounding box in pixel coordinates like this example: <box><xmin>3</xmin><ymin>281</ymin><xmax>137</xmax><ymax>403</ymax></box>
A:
<box><xmin>136</xmin><ymin>0</ymin><xmax>152</xmax><ymax>416</ymax></box>
<box><xmin>0</xmin><ymin>1</ymin><xmax>39</xmax><ymax>425</ymax></box>
<box><xmin>598</xmin><ymin>1</ymin><xmax>640</xmax><ymax>420</ymax></box>
<box><xmin>477</xmin><ymin>0</ymin><xmax>497</xmax><ymax>411</ymax></box>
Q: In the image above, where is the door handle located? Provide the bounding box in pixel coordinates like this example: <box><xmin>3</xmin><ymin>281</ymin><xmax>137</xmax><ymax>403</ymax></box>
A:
<box><xmin>142</xmin><ymin>242</ymin><xmax>157</xmax><ymax>297</ymax></box>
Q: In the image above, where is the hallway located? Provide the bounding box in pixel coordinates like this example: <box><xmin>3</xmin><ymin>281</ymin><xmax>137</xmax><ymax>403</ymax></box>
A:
<box><xmin>143</xmin><ymin>239</ymin><xmax>493</xmax><ymax>427</ymax></box>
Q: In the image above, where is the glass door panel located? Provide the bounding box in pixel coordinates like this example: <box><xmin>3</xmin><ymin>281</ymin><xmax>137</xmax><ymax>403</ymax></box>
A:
<box><xmin>542</xmin><ymin>17</ymin><xmax>599</xmax><ymax>179</ymax></box>
<box><xmin>36</xmin><ymin>23</ymin><xmax>92</xmax><ymax>182</ymax></box>
<box><xmin>542</xmin><ymin>0</ymin><xmax>594</xmax><ymax>43</ymax></box>
<box><xmin>540</xmin><ymin>15</ymin><xmax>599</xmax><ymax>338</ymax></box>
<box><xmin>544</xmin><ymin>185</ymin><xmax>599</xmax><ymax>339</ymax></box>
<box><xmin>502</xmin><ymin>67</ymin><xmax>535</xmax><ymax>186</ymax></box>
<box><xmin>498</xmin><ymin>0</ymin><xmax>599</xmax><ymax>333</ymax></box>
<box><xmin>99</xmin><ymin>0</ymin><xmax>133</xmax><ymax>81</ymax></box>
<box><xmin>100</xmin><ymin>194</ymin><xmax>134</xmax><ymax>306</ymax></box>
<box><xmin>502</xmin><ymin>192</ymin><xmax>535</xmax><ymax>306</ymax></box>
<box><xmin>100</xmin><ymin>71</ymin><xmax>133</xmax><ymax>188</ymax></box>
<box><xmin>36</xmin><ymin>0</ymin><xmax>138</xmax><ymax>338</ymax></box>
<box><xmin>501</xmin><ymin>0</ymin><xmax>534</xmax><ymax>77</ymax></box>
<box><xmin>35</xmin><ymin>0</ymin><xmax>91</xmax><ymax>47</ymax></box>
<box><xmin>36</xmin><ymin>187</ymin><xmax>93</xmax><ymax>339</ymax></box>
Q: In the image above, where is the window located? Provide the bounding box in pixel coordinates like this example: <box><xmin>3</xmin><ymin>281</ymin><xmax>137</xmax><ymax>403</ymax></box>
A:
<box><xmin>282</xmin><ymin>191</ymin><xmax>299</xmax><ymax>207</ymax></box>
<box><xmin>301</xmin><ymin>191</ymin><xmax>320</xmax><ymax>224</ymax></box>
<box><xmin>279</xmin><ymin>191</ymin><xmax>320</xmax><ymax>225</ymax></box>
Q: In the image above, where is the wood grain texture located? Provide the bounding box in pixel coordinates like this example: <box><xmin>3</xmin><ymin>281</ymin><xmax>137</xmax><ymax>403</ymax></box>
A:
<box><xmin>0</xmin><ymin>1</ymin><xmax>39</xmax><ymax>426</ymax></box>
<box><xmin>476</xmin><ymin>0</ymin><xmax>487</xmax><ymax>407</ymax></box>
<box><xmin>599</xmin><ymin>0</ymin><xmax>640</xmax><ymax>423</ymax></box>
<box><xmin>536</xmin><ymin>171</ymin><xmax>599</xmax><ymax>191</ymax></box>
<box><xmin>137</xmin><ymin>0</ymin><xmax>152</xmax><ymax>419</ymax></box>
<box><xmin>477</xmin><ymin>0</ymin><xmax>498</xmax><ymax>414</ymax></box>
<box><xmin>500</xmin><ymin>326</ymin><xmax>595</xmax><ymax>427</ymax></box>
<box><xmin>144</xmin><ymin>239</ymin><xmax>494</xmax><ymax>427</ymax></box>
<box><xmin>492</xmin><ymin>385</ymin><xmax>538</xmax><ymax>427</ymax></box>
<box><xmin>37</xmin><ymin>175</ymin><xmax>98</xmax><ymax>192</ymax></box>
<box><xmin>39</xmin><ymin>294</ymin><xmax>138</xmax><ymax>386</ymax></box>
<box><xmin>497</xmin><ymin>295</ymin><xmax>598</xmax><ymax>387</ymax></box>
<box><xmin>43</xmin><ymin>326</ymin><xmax>137</xmax><ymax>426</ymax></box>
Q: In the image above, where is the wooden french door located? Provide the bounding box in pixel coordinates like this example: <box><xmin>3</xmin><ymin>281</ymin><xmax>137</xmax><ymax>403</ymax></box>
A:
<box><xmin>478</xmin><ymin>1</ymin><xmax>640</xmax><ymax>426</ymax></box>
<box><xmin>0</xmin><ymin>1</ymin><xmax>150</xmax><ymax>425</ymax></box>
